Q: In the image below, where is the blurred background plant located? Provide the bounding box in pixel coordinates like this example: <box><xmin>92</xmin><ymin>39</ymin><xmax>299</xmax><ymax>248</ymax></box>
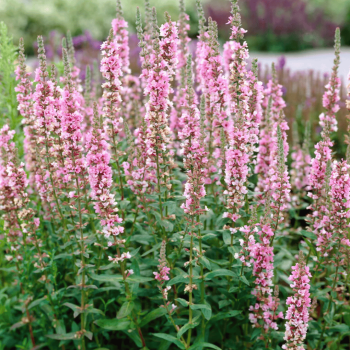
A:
<box><xmin>1</xmin><ymin>0</ymin><xmax>350</xmax><ymax>54</ymax></box>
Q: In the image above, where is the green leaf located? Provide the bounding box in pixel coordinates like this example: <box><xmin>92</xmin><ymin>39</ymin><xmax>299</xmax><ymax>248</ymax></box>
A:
<box><xmin>228</xmin><ymin>246</ymin><xmax>237</xmax><ymax>256</ymax></box>
<box><xmin>130</xmin><ymin>247</ymin><xmax>141</xmax><ymax>257</ymax></box>
<box><xmin>167</xmin><ymin>275</ymin><xmax>189</xmax><ymax>286</ymax></box>
<box><xmin>84</xmin><ymin>331</ymin><xmax>93</xmax><ymax>340</ymax></box>
<box><xmin>223</xmin><ymin>232</ymin><xmax>232</xmax><ymax>245</ymax></box>
<box><xmin>163</xmin><ymin>201</ymin><xmax>176</xmax><ymax>214</ymax></box>
<box><xmin>90</xmin><ymin>273</ymin><xmax>123</xmax><ymax>283</ymax></box>
<box><xmin>250</xmin><ymin>327</ymin><xmax>261</xmax><ymax>341</ymax></box>
<box><xmin>117</xmin><ymin>301</ymin><xmax>134</xmax><ymax>319</ymax></box>
<box><xmin>85</xmin><ymin>307</ymin><xmax>104</xmax><ymax>316</ymax></box>
<box><xmin>299</xmin><ymin>230</ymin><xmax>317</xmax><ymax>240</ymax></box>
<box><xmin>120</xmin><ymin>199</ymin><xmax>130</xmax><ymax>209</ymax></box>
<box><xmin>28</xmin><ymin>297</ymin><xmax>47</xmax><ymax>310</ymax></box>
<box><xmin>328</xmin><ymin>324</ymin><xmax>350</xmax><ymax>333</ymax></box>
<box><xmin>127</xmin><ymin>275</ymin><xmax>154</xmax><ymax>283</ymax></box>
<box><xmin>123</xmin><ymin>329</ymin><xmax>143</xmax><ymax>348</ymax></box>
<box><xmin>210</xmin><ymin>310</ymin><xmax>241</xmax><ymax>322</ymax></box>
<box><xmin>188</xmin><ymin>342</ymin><xmax>222</xmax><ymax>350</ymax></box>
<box><xmin>139</xmin><ymin>308</ymin><xmax>167</xmax><ymax>327</ymax></box>
<box><xmin>95</xmin><ymin>319</ymin><xmax>130</xmax><ymax>331</ymax></box>
<box><xmin>176</xmin><ymin>298</ymin><xmax>189</xmax><ymax>307</ymax></box>
<box><xmin>177</xmin><ymin>316</ymin><xmax>201</xmax><ymax>339</ymax></box>
<box><xmin>303</xmin><ymin>238</ymin><xmax>317</xmax><ymax>256</ymax></box>
<box><xmin>190</xmin><ymin>303</ymin><xmax>212</xmax><ymax>319</ymax></box>
<box><xmin>202</xmin><ymin>233</ymin><xmax>216</xmax><ymax>241</ymax></box>
<box><xmin>218</xmin><ymin>300</ymin><xmax>231</xmax><ymax>309</ymax></box>
<box><xmin>142</xmin><ymin>242</ymin><xmax>162</xmax><ymax>257</ymax></box>
<box><xmin>199</xmin><ymin>256</ymin><xmax>211</xmax><ymax>270</ymax></box>
<box><xmin>160</xmin><ymin>220</ymin><xmax>174</xmax><ymax>232</ymax></box>
<box><xmin>153</xmin><ymin>333</ymin><xmax>186</xmax><ymax>349</ymax></box>
<box><xmin>63</xmin><ymin>302</ymin><xmax>82</xmax><ymax>318</ymax></box>
<box><xmin>45</xmin><ymin>332</ymin><xmax>76</xmax><ymax>340</ymax></box>
<box><xmin>190</xmin><ymin>304</ymin><xmax>210</xmax><ymax>311</ymax></box>
<box><xmin>205</xmin><ymin>269</ymin><xmax>235</xmax><ymax>281</ymax></box>
<box><xmin>239</xmin><ymin>275</ymin><xmax>250</xmax><ymax>286</ymax></box>
<box><xmin>54</xmin><ymin>253</ymin><xmax>71</xmax><ymax>260</ymax></box>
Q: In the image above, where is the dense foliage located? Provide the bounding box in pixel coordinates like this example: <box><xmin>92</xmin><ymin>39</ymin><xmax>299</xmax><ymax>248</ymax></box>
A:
<box><xmin>1</xmin><ymin>1</ymin><xmax>350</xmax><ymax>350</ymax></box>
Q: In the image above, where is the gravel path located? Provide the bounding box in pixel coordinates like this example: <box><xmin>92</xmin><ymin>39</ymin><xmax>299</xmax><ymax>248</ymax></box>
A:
<box><xmin>252</xmin><ymin>47</ymin><xmax>350</xmax><ymax>80</ymax></box>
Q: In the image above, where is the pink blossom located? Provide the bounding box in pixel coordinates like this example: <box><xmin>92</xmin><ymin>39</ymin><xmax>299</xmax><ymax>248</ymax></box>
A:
<box><xmin>179</xmin><ymin>56</ymin><xmax>208</xmax><ymax>216</ymax></box>
<box><xmin>100</xmin><ymin>31</ymin><xmax>123</xmax><ymax>139</ymax></box>
<box><xmin>282</xmin><ymin>262</ymin><xmax>312</xmax><ymax>350</ymax></box>
<box><xmin>144</xmin><ymin>16</ymin><xmax>178</xmax><ymax>156</ymax></box>
<box><xmin>111</xmin><ymin>15</ymin><xmax>130</xmax><ymax>74</ymax></box>
<box><xmin>86</xmin><ymin>104</ymin><xmax>124</xmax><ymax>241</ymax></box>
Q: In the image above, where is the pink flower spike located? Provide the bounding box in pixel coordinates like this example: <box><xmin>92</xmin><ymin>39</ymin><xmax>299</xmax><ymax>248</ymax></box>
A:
<box><xmin>282</xmin><ymin>256</ymin><xmax>312</xmax><ymax>350</ymax></box>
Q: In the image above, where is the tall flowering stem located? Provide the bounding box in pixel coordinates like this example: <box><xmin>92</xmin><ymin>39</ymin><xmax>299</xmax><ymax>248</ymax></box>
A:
<box><xmin>313</xmin><ymin>160</ymin><xmax>350</xmax><ymax>277</ymax></box>
<box><xmin>257</xmin><ymin>65</ymin><xmax>289</xmax><ymax>207</ymax></box>
<box><xmin>195</xmin><ymin>0</ymin><xmax>208</xmax><ymax>92</ymax></box>
<box><xmin>144</xmin><ymin>9</ymin><xmax>178</xmax><ymax>220</ymax></box>
<box><xmin>179</xmin><ymin>55</ymin><xmax>208</xmax><ymax>345</ymax></box>
<box><xmin>0</xmin><ymin>125</ymin><xmax>38</xmax><ymax>346</ymax></box>
<box><xmin>60</xmin><ymin>48</ymin><xmax>90</xmax><ymax>348</ymax></box>
<box><xmin>180</xmin><ymin>55</ymin><xmax>208</xmax><ymax>217</ymax></box>
<box><xmin>308</xmin><ymin>28</ymin><xmax>340</xmax><ymax>218</ymax></box>
<box><xmin>224</xmin><ymin>0</ymin><xmax>248</xmax><ymax>117</ymax></box>
<box><xmin>86</xmin><ymin>102</ymin><xmax>146</xmax><ymax>345</ymax></box>
<box><xmin>100</xmin><ymin>28</ymin><xmax>125</xmax><ymax>201</ymax></box>
<box><xmin>346</xmin><ymin>62</ymin><xmax>350</xmax><ymax>161</ymax></box>
<box><xmin>291</xmin><ymin>122</ymin><xmax>311</xmax><ymax>202</ymax></box>
<box><xmin>86</xmin><ymin>103</ymin><xmax>124</xmax><ymax>254</ymax></box>
<box><xmin>314</xmin><ymin>160</ymin><xmax>350</xmax><ymax>349</ymax></box>
<box><xmin>15</xmin><ymin>38</ymin><xmax>36</xmax><ymax>187</ymax></box>
<box><xmin>282</xmin><ymin>253</ymin><xmax>312</xmax><ymax>350</ymax></box>
<box><xmin>170</xmin><ymin>0</ymin><xmax>190</xmax><ymax>138</ymax></box>
<box><xmin>32</xmin><ymin>36</ymin><xmax>61</xmax><ymax>220</ymax></box>
<box><xmin>269</xmin><ymin>125</ymin><xmax>291</xmax><ymax>237</ymax></box>
<box><xmin>154</xmin><ymin>241</ymin><xmax>186</xmax><ymax>346</ymax></box>
<box><xmin>112</xmin><ymin>0</ymin><xmax>130</xmax><ymax>75</ymax></box>
<box><xmin>201</xmin><ymin>18</ymin><xmax>228</xmax><ymax>145</ymax></box>
<box><xmin>247</xmin><ymin>127</ymin><xmax>290</xmax><ymax>333</ymax></box>
<box><xmin>223</xmin><ymin>1</ymin><xmax>263</xmax><ymax>226</ymax></box>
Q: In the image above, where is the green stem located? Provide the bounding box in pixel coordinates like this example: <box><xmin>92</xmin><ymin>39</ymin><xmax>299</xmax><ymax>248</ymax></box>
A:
<box><xmin>316</xmin><ymin>239</ymin><xmax>342</xmax><ymax>350</ymax></box>
<box><xmin>72</xmin><ymin>153</ymin><xmax>86</xmax><ymax>350</ymax></box>
<box><xmin>187</xmin><ymin>219</ymin><xmax>194</xmax><ymax>346</ymax></box>
<box><xmin>117</xmin><ymin>249</ymin><xmax>146</xmax><ymax>347</ymax></box>
<box><xmin>155</xmin><ymin>148</ymin><xmax>164</xmax><ymax>219</ymax></box>
<box><xmin>198</xmin><ymin>219</ymin><xmax>205</xmax><ymax>338</ymax></box>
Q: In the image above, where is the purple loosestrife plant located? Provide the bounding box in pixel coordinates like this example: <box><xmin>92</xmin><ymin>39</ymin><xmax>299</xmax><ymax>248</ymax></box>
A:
<box><xmin>2</xmin><ymin>1</ymin><xmax>350</xmax><ymax>349</ymax></box>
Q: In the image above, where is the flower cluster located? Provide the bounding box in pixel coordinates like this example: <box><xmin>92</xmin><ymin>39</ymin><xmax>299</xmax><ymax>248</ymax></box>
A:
<box><xmin>144</xmin><ymin>13</ymin><xmax>178</xmax><ymax>156</ymax></box>
<box><xmin>180</xmin><ymin>56</ymin><xmax>208</xmax><ymax>216</ymax></box>
<box><xmin>319</xmin><ymin>28</ymin><xmax>341</xmax><ymax>135</ymax></box>
<box><xmin>0</xmin><ymin>125</ymin><xmax>43</xmax><ymax>268</ymax></box>
<box><xmin>282</xmin><ymin>260</ymin><xmax>312</xmax><ymax>350</ymax></box>
<box><xmin>314</xmin><ymin>160</ymin><xmax>350</xmax><ymax>258</ymax></box>
<box><xmin>290</xmin><ymin>123</ymin><xmax>311</xmax><ymax>196</ymax></box>
<box><xmin>86</xmin><ymin>103</ymin><xmax>124</xmax><ymax>241</ymax></box>
<box><xmin>170</xmin><ymin>0</ymin><xmax>190</xmax><ymax>139</ymax></box>
<box><xmin>257</xmin><ymin>68</ymin><xmax>289</xmax><ymax>206</ymax></box>
<box><xmin>111</xmin><ymin>1</ymin><xmax>130</xmax><ymax>75</ymax></box>
<box><xmin>100</xmin><ymin>30</ymin><xmax>123</xmax><ymax>140</ymax></box>
<box><xmin>247</xmin><ymin>222</ymin><xmax>283</xmax><ymax>331</ymax></box>
<box><xmin>222</xmin><ymin>2</ymin><xmax>264</xmax><ymax>225</ymax></box>
<box><xmin>154</xmin><ymin>240</ymin><xmax>172</xmax><ymax>300</ymax></box>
